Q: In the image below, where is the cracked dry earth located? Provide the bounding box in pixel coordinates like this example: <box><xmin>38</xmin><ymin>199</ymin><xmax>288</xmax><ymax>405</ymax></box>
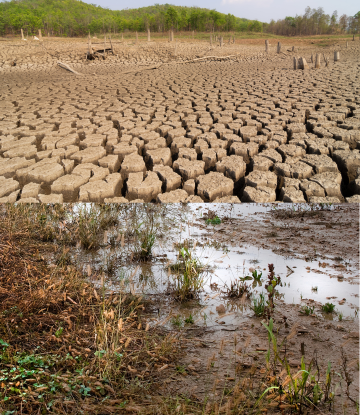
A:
<box><xmin>1</xmin><ymin>38</ymin><xmax>360</xmax><ymax>203</ymax></box>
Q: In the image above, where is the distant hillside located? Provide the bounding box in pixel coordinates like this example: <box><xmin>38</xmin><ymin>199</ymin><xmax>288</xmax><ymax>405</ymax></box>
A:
<box><xmin>0</xmin><ymin>0</ymin><xmax>263</xmax><ymax>36</ymax></box>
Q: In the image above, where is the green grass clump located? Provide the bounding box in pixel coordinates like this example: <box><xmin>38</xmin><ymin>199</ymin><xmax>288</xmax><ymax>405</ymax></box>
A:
<box><xmin>205</xmin><ymin>216</ymin><xmax>221</xmax><ymax>225</ymax></box>
<box><xmin>300</xmin><ymin>305</ymin><xmax>315</xmax><ymax>315</ymax></box>
<box><xmin>252</xmin><ymin>293</ymin><xmax>266</xmax><ymax>316</ymax></box>
<box><xmin>322</xmin><ymin>302</ymin><xmax>335</xmax><ymax>313</ymax></box>
<box><xmin>171</xmin><ymin>247</ymin><xmax>205</xmax><ymax>302</ymax></box>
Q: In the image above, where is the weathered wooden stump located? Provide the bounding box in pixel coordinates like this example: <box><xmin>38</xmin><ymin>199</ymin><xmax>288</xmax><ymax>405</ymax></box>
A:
<box><xmin>277</xmin><ymin>42</ymin><xmax>281</xmax><ymax>53</ymax></box>
<box><xmin>315</xmin><ymin>53</ymin><xmax>321</xmax><ymax>68</ymax></box>
<box><xmin>334</xmin><ymin>51</ymin><xmax>340</xmax><ymax>62</ymax></box>
<box><xmin>147</xmin><ymin>28</ymin><xmax>150</xmax><ymax>42</ymax></box>
<box><xmin>293</xmin><ymin>56</ymin><xmax>298</xmax><ymax>70</ymax></box>
<box><xmin>265</xmin><ymin>39</ymin><xmax>269</xmax><ymax>53</ymax></box>
<box><xmin>299</xmin><ymin>57</ymin><xmax>309</xmax><ymax>70</ymax></box>
<box><xmin>21</xmin><ymin>28</ymin><xmax>24</xmax><ymax>40</ymax></box>
<box><xmin>310</xmin><ymin>53</ymin><xmax>313</xmax><ymax>63</ymax></box>
<box><xmin>292</xmin><ymin>46</ymin><xmax>295</xmax><ymax>52</ymax></box>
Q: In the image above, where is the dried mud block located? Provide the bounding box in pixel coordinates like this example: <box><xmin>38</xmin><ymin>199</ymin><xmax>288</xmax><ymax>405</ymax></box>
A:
<box><xmin>274</xmin><ymin>161</ymin><xmax>314</xmax><ymax>180</ymax></box>
<box><xmin>308</xmin><ymin>196</ymin><xmax>341</xmax><ymax>203</ymax></box>
<box><xmin>280</xmin><ymin>187</ymin><xmax>306</xmax><ymax>203</ymax></box>
<box><xmin>299</xmin><ymin>180</ymin><xmax>326</xmax><ymax>200</ymax></box>
<box><xmin>258</xmin><ymin>148</ymin><xmax>282</xmax><ymax>164</ymax></box>
<box><xmin>157</xmin><ymin>189</ymin><xmax>189</xmax><ymax>203</ymax></box>
<box><xmin>184</xmin><ymin>195</ymin><xmax>203</xmax><ymax>203</ymax></box>
<box><xmin>61</xmin><ymin>159</ymin><xmax>75</xmax><ymax>174</ymax></box>
<box><xmin>21</xmin><ymin>182</ymin><xmax>41</xmax><ymax>199</ymax></box>
<box><xmin>215</xmin><ymin>155</ymin><xmax>246</xmax><ymax>183</ymax></box>
<box><xmin>79</xmin><ymin>173</ymin><xmax>123</xmax><ymax>203</ymax></box>
<box><xmin>126</xmin><ymin>171</ymin><xmax>162</xmax><ymax>202</ymax></box>
<box><xmin>22</xmin><ymin>160</ymin><xmax>64</xmax><ymax>185</ymax></box>
<box><xmin>345</xmin><ymin>194</ymin><xmax>360</xmax><ymax>203</ymax></box>
<box><xmin>38</xmin><ymin>193</ymin><xmax>64</xmax><ymax>203</ymax></box>
<box><xmin>194</xmin><ymin>139</ymin><xmax>209</xmax><ymax>154</ymax></box>
<box><xmin>173</xmin><ymin>159</ymin><xmax>205</xmax><ymax>181</ymax></box>
<box><xmin>178</xmin><ymin>147</ymin><xmax>198</xmax><ymax>161</ymax></box>
<box><xmin>241</xmin><ymin>186</ymin><xmax>276</xmax><ymax>203</ymax></box>
<box><xmin>0</xmin><ymin>157</ymin><xmax>35</xmax><ymax>179</ymax></box>
<box><xmin>145</xmin><ymin>147</ymin><xmax>172</xmax><ymax>167</ymax></box>
<box><xmin>230</xmin><ymin>142</ymin><xmax>258</xmax><ymax>164</ymax></box>
<box><xmin>287</xmin><ymin>123</ymin><xmax>306</xmax><ymax>135</ymax></box>
<box><xmin>120</xmin><ymin>153</ymin><xmax>146</xmax><ymax>179</ymax></box>
<box><xmin>245</xmin><ymin>171</ymin><xmax>277</xmax><ymax>189</ymax></box>
<box><xmin>250</xmin><ymin>155</ymin><xmax>274</xmax><ymax>172</ymax></box>
<box><xmin>196</xmin><ymin>172</ymin><xmax>234</xmax><ymax>202</ymax></box>
<box><xmin>309</xmin><ymin>172</ymin><xmax>343</xmax><ymax>198</ymax></box>
<box><xmin>17</xmin><ymin>197</ymin><xmax>40</xmax><ymax>204</ymax></box>
<box><xmin>171</xmin><ymin>136</ymin><xmax>192</xmax><ymax>155</ymax></box>
<box><xmin>98</xmin><ymin>155</ymin><xmax>121</xmax><ymax>173</ymax></box>
<box><xmin>0</xmin><ymin>190</ymin><xmax>20</xmax><ymax>203</ymax></box>
<box><xmin>144</xmin><ymin>137</ymin><xmax>167</xmax><ymax>152</ymax></box>
<box><xmin>70</xmin><ymin>146</ymin><xmax>106</xmax><ymax>164</ymax></box>
<box><xmin>3</xmin><ymin>145</ymin><xmax>37</xmax><ymax>159</ymax></box>
<box><xmin>332</xmin><ymin>150</ymin><xmax>360</xmax><ymax>183</ymax></box>
<box><xmin>103</xmin><ymin>197</ymin><xmax>129</xmax><ymax>203</ymax></box>
<box><xmin>56</xmin><ymin>134</ymin><xmax>80</xmax><ymax>149</ymax></box>
<box><xmin>113</xmin><ymin>143</ymin><xmax>138</xmax><ymax>162</ymax></box>
<box><xmin>0</xmin><ymin>136</ymin><xmax>36</xmax><ymax>154</ymax></box>
<box><xmin>153</xmin><ymin>165</ymin><xmax>181</xmax><ymax>192</ymax></box>
<box><xmin>299</xmin><ymin>154</ymin><xmax>339</xmax><ymax>175</ymax></box>
<box><xmin>277</xmin><ymin>144</ymin><xmax>306</xmax><ymax>162</ymax></box>
<box><xmin>51</xmin><ymin>174</ymin><xmax>89</xmax><ymax>202</ymax></box>
<box><xmin>213</xmin><ymin>195</ymin><xmax>241</xmax><ymax>203</ymax></box>
<box><xmin>202</xmin><ymin>149</ymin><xmax>218</xmax><ymax>171</ymax></box>
<box><xmin>0</xmin><ymin>176</ymin><xmax>20</xmax><ymax>198</ymax></box>
<box><xmin>180</xmin><ymin>178</ymin><xmax>195</xmax><ymax>196</ymax></box>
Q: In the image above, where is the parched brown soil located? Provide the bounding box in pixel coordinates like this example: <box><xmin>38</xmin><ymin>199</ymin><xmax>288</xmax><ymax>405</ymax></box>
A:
<box><xmin>0</xmin><ymin>37</ymin><xmax>360</xmax><ymax>203</ymax></box>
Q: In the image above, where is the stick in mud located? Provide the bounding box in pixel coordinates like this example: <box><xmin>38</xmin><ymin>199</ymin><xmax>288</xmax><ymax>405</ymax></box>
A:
<box><xmin>315</xmin><ymin>53</ymin><xmax>321</xmax><ymax>68</ymax></box>
<box><xmin>265</xmin><ymin>39</ymin><xmax>269</xmax><ymax>53</ymax></box>
<box><xmin>277</xmin><ymin>41</ymin><xmax>281</xmax><ymax>53</ymax></box>
<box><xmin>57</xmin><ymin>61</ymin><xmax>82</xmax><ymax>75</ymax></box>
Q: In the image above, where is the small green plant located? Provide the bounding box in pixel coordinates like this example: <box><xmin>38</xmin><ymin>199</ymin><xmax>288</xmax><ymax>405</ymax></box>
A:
<box><xmin>338</xmin><ymin>311</ymin><xmax>343</xmax><ymax>321</ymax></box>
<box><xmin>171</xmin><ymin>246</ymin><xmax>205</xmax><ymax>301</ymax></box>
<box><xmin>300</xmin><ymin>305</ymin><xmax>315</xmax><ymax>315</ymax></box>
<box><xmin>252</xmin><ymin>269</ymin><xmax>262</xmax><ymax>281</ymax></box>
<box><xmin>176</xmin><ymin>365</ymin><xmax>186</xmax><ymax>374</ymax></box>
<box><xmin>171</xmin><ymin>315</ymin><xmax>183</xmax><ymax>328</ymax></box>
<box><xmin>205</xmin><ymin>216</ymin><xmax>221</xmax><ymax>225</ymax></box>
<box><xmin>322</xmin><ymin>302</ymin><xmax>335</xmax><ymax>313</ymax></box>
<box><xmin>252</xmin><ymin>293</ymin><xmax>266</xmax><ymax>317</ymax></box>
<box><xmin>184</xmin><ymin>314</ymin><xmax>194</xmax><ymax>324</ymax></box>
<box><xmin>54</xmin><ymin>327</ymin><xmax>63</xmax><ymax>338</ymax></box>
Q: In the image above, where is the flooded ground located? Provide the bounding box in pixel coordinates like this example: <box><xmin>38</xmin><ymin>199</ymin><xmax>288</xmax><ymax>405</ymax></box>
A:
<box><xmin>1</xmin><ymin>202</ymin><xmax>359</xmax><ymax>413</ymax></box>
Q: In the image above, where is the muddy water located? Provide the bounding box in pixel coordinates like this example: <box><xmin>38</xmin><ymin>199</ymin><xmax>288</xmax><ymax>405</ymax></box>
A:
<box><xmin>64</xmin><ymin>204</ymin><xmax>359</xmax><ymax>328</ymax></box>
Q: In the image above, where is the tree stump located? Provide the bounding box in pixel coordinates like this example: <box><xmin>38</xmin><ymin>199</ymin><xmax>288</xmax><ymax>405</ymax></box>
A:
<box><xmin>277</xmin><ymin>41</ymin><xmax>281</xmax><ymax>53</ymax></box>
<box><xmin>292</xmin><ymin>46</ymin><xmax>295</xmax><ymax>52</ymax></box>
<box><xmin>293</xmin><ymin>56</ymin><xmax>298</xmax><ymax>70</ymax></box>
<box><xmin>299</xmin><ymin>57</ymin><xmax>309</xmax><ymax>70</ymax></box>
<box><xmin>334</xmin><ymin>51</ymin><xmax>340</xmax><ymax>62</ymax></box>
<box><xmin>265</xmin><ymin>39</ymin><xmax>269</xmax><ymax>53</ymax></box>
<box><xmin>315</xmin><ymin>53</ymin><xmax>321</xmax><ymax>68</ymax></box>
<box><xmin>147</xmin><ymin>28</ymin><xmax>150</xmax><ymax>42</ymax></box>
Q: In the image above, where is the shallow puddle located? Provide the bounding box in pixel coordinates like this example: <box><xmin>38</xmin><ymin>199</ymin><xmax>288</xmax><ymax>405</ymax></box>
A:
<box><xmin>62</xmin><ymin>204</ymin><xmax>359</xmax><ymax>329</ymax></box>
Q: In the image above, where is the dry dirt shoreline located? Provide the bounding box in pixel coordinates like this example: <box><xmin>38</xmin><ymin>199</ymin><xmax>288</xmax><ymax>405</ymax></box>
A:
<box><xmin>0</xmin><ymin>37</ymin><xmax>360</xmax><ymax>203</ymax></box>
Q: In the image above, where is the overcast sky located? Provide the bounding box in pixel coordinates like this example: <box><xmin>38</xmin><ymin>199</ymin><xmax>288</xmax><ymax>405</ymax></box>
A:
<box><xmin>90</xmin><ymin>0</ymin><xmax>358</xmax><ymax>23</ymax></box>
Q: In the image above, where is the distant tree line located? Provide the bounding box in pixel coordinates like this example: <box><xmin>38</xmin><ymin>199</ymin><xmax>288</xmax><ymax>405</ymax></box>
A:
<box><xmin>0</xmin><ymin>0</ymin><xmax>262</xmax><ymax>37</ymax></box>
<box><xmin>264</xmin><ymin>7</ymin><xmax>360</xmax><ymax>36</ymax></box>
